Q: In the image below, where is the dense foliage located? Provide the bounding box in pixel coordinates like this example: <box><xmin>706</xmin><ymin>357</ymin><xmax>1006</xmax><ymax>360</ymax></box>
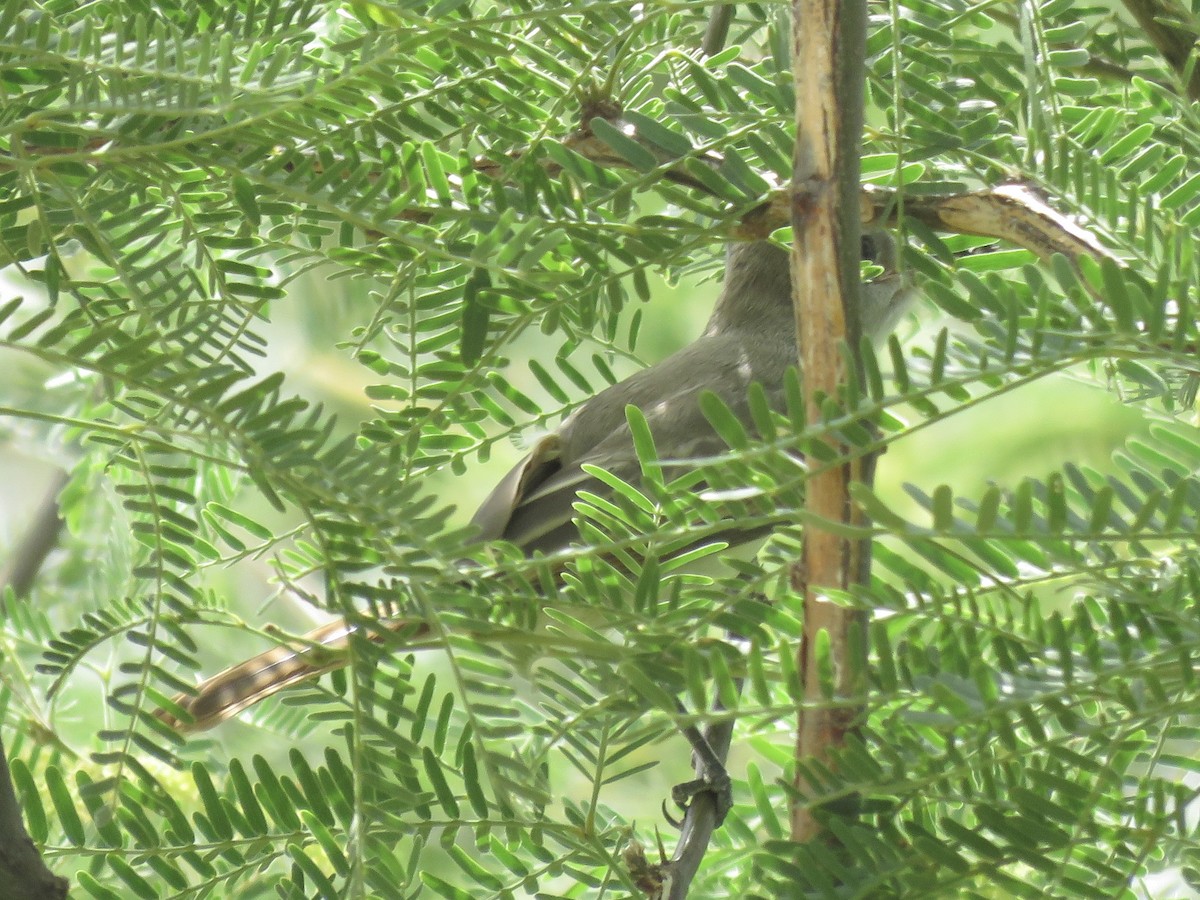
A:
<box><xmin>3</xmin><ymin>0</ymin><xmax>1200</xmax><ymax>896</ymax></box>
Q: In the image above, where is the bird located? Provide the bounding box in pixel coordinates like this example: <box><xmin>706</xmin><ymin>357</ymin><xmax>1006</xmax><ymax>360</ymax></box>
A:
<box><xmin>157</xmin><ymin>235</ymin><xmax>910</xmax><ymax>733</ymax></box>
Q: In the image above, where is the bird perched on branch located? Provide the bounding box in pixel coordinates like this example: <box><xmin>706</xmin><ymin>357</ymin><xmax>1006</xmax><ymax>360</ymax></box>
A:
<box><xmin>158</xmin><ymin>236</ymin><xmax>910</xmax><ymax>735</ymax></box>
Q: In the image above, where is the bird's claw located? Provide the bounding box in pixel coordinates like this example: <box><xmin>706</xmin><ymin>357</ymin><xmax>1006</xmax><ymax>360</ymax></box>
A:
<box><xmin>662</xmin><ymin>797</ymin><xmax>683</xmax><ymax>829</ymax></box>
<box><xmin>666</xmin><ymin>763</ymin><xmax>732</xmax><ymax>828</ymax></box>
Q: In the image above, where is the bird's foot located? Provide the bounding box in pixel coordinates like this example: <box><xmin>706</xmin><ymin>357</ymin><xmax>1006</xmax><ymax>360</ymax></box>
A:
<box><xmin>665</xmin><ymin>760</ymin><xmax>732</xmax><ymax>828</ymax></box>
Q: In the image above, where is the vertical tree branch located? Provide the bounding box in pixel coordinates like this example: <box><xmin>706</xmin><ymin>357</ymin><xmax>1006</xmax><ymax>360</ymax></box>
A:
<box><xmin>789</xmin><ymin>0</ymin><xmax>869</xmax><ymax>843</ymax></box>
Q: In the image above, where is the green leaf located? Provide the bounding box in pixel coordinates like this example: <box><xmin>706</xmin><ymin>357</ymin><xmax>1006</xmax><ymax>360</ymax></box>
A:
<box><xmin>461</xmin><ymin>267</ymin><xmax>492</xmax><ymax>365</ymax></box>
<box><xmin>589</xmin><ymin>117</ymin><xmax>659</xmax><ymax>171</ymax></box>
<box><xmin>45</xmin><ymin>766</ymin><xmax>85</xmax><ymax>846</ymax></box>
<box><xmin>623</xmin><ymin>110</ymin><xmax>694</xmax><ymax>157</ymax></box>
<box><xmin>422</xmin><ymin>747</ymin><xmax>461</xmax><ymax>819</ymax></box>
<box><xmin>231</xmin><ymin>175</ymin><xmax>261</xmax><ymax>227</ymax></box>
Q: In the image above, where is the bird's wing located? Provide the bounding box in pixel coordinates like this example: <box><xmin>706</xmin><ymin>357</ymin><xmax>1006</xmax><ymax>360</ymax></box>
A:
<box><xmin>486</xmin><ymin>354</ymin><xmax>787</xmax><ymax>556</ymax></box>
<box><xmin>469</xmin><ymin>432</ymin><xmax>564</xmax><ymax>542</ymax></box>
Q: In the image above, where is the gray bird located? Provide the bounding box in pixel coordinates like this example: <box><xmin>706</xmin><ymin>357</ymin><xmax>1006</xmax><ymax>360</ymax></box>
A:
<box><xmin>159</xmin><ymin>236</ymin><xmax>910</xmax><ymax>731</ymax></box>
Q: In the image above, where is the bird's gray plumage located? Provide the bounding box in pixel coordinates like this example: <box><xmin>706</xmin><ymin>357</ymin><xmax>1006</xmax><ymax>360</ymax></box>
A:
<box><xmin>160</xmin><ymin>236</ymin><xmax>911</xmax><ymax>730</ymax></box>
<box><xmin>472</xmin><ymin>238</ymin><xmax>908</xmax><ymax>554</ymax></box>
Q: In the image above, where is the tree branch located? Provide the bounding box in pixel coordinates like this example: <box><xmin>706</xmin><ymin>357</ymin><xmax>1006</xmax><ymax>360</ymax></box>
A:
<box><xmin>623</xmin><ymin>693</ymin><xmax>739</xmax><ymax>898</ymax></box>
<box><xmin>13</xmin><ymin>89</ymin><xmax>1112</xmax><ymax>270</ymax></box>
<box><xmin>788</xmin><ymin>0</ymin><xmax>870</xmax><ymax>844</ymax></box>
<box><xmin>479</xmin><ymin>114</ymin><xmax>1115</xmax><ymax>269</ymax></box>
<box><xmin>663</xmin><ymin>714</ymin><xmax>735</xmax><ymax>899</ymax></box>
<box><xmin>1121</xmin><ymin>0</ymin><xmax>1200</xmax><ymax>99</ymax></box>
<box><xmin>0</xmin><ymin>738</ymin><xmax>68</xmax><ymax>900</ymax></box>
<box><xmin>701</xmin><ymin>4</ymin><xmax>736</xmax><ymax>59</ymax></box>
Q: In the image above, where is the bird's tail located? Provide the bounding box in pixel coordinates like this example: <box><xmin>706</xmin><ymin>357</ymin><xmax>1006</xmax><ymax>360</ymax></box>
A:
<box><xmin>156</xmin><ymin>617</ymin><xmax>431</xmax><ymax>731</ymax></box>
